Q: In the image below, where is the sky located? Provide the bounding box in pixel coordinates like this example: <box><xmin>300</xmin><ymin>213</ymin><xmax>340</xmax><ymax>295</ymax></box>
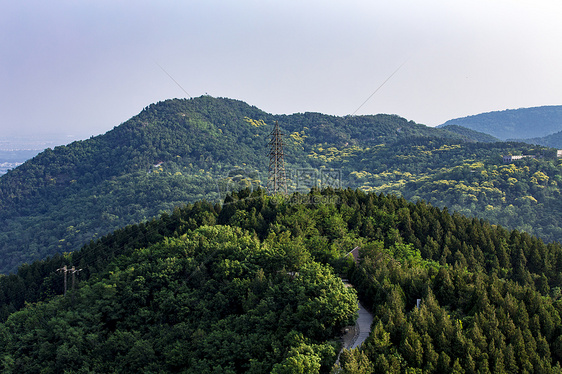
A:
<box><xmin>1</xmin><ymin>0</ymin><xmax>562</xmax><ymax>142</ymax></box>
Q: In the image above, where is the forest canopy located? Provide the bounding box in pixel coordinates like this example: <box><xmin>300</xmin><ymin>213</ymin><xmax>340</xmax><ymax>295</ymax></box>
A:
<box><xmin>3</xmin><ymin>188</ymin><xmax>562</xmax><ymax>372</ymax></box>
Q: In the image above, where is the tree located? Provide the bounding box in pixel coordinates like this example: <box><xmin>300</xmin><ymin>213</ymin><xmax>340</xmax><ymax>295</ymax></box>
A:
<box><xmin>335</xmin><ymin>349</ymin><xmax>374</xmax><ymax>374</ymax></box>
<box><xmin>271</xmin><ymin>345</ymin><xmax>321</xmax><ymax>374</ymax></box>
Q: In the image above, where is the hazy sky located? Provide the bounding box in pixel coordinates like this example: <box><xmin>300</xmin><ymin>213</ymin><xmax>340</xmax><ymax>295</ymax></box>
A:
<box><xmin>2</xmin><ymin>0</ymin><xmax>561</xmax><ymax>140</ymax></box>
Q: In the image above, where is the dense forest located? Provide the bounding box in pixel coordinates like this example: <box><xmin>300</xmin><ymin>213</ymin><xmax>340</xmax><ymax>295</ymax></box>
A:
<box><xmin>436</xmin><ymin>125</ymin><xmax>499</xmax><ymax>143</ymax></box>
<box><xmin>3</xmin><ymin>188</ymin><xmax>562</xmax><ymax>372</ymax></box>
<box><xmin>1</xmin><ymin>224</ymin><xmax>357</xmax><ymax>373</ymax></box>
<box><xmin>2</xmin><ymin>97</ymin><xmax>562</xmax><ymax>274</ymax></box>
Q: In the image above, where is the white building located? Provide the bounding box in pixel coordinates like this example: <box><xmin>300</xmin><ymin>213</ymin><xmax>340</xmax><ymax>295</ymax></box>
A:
<box><xmin>502</xmin><ymin>155</ymin><xmax>535</xmax><ymax>163</ymax></box>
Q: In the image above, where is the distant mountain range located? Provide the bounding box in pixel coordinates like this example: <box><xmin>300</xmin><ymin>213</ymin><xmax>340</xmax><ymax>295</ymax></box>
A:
<box><xmin>512</xmin><ymin>129</ymin><xmax>562</xmax><ymax>148</ymax></box>
<box><xmin>439</xmin><ymin>105</ymin><xmax>562</xmax><ymax>142</ymax></box>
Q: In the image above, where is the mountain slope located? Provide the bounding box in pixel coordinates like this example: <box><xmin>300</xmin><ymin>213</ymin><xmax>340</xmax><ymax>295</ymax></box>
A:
<box><xmin>1</xmin><ymin>96</ymin><xmax>562</xmax><ymax>274</ymax></box>
<box><xmin>3</xmin><ymin>189</ymin><xmax>562</xmax><ymax>372</ymax></box>
<box><xmin>517</xmin><ymin>129</ymin><xmax>562</xmax><ymax>149</ymax></box>
<box><xmin>0</xmin><ymin>96</ymin><xmax>462</xmax><ymax>273</ymax></box>
<box><xmin>438</xmin><ymin>124</ymin><xmax>500</xmax><ymax>143</ymax></box>
<box><xmin>439</xmin><ymin>105</ymin><xmax>562</xmax><ymax>140</ymax></box>
<box><xmin>0</xmin><ymin>97</ymin><xmax>273</xmax><ymax>272</ymax></box>
<box><xmin>1</xmin><ymin>222</ymin><xmax>358</xmax><ymax>373</ymax></box>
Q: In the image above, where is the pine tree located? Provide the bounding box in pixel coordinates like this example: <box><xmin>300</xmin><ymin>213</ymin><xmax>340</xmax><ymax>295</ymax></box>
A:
<box><xmin>451</xmin><ymin>358</ymin><xmax>465</xmax><ymax>374</ymax></box>
<box><xmin>436</xmin><ymin>351</ymin><xmax>451</xmax><ymax>373</ymax></box>
<box><xmin>336</xmin><ymin>349</ymin><xmax>374</xmax><ymax>374</ymax></box>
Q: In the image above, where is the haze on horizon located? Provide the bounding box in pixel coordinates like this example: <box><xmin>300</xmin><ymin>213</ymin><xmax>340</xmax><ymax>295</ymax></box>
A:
<box><xmin>1</xmin><ymin>0</ymin><xmax>561</xmax><ymax>141</ymax></box>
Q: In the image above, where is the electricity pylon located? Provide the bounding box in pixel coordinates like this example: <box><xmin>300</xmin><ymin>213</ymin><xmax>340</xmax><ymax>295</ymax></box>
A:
<box><xmin>57</xmin><ymin>265</ymin><xmax>68</xmax><ymax>296</ymax></box>
<box><xmin>57</xmin><ymin>265</ymin><xmax>82</xmax><ymax>305</ymax></box>
<box><xmin>69</xmin><ymin>266</ymin><xmax>82</xmax><ymax>305</ymax></box>
<box><xmin>268</xmin><ymin>121</ymin><xmax>287</xmax><ymax>195</ymax></box>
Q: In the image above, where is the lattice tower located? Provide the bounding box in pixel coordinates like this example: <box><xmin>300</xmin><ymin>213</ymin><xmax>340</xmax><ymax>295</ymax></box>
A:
<box><xmin>267</xmin><ymin>121</ymin><xmax>288</xmax><ymax>195</ymax></box>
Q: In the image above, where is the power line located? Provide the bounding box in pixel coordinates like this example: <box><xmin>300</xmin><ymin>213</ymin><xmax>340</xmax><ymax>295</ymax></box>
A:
<box><xmin>351</xmin><ymin>58</ymin><xmax>409</xmax><ymax>116</ymax></box>
<box><xmin>154</xmin><ymin>60</ymin><xmax>193</xmax><ymax>99</ymax></box>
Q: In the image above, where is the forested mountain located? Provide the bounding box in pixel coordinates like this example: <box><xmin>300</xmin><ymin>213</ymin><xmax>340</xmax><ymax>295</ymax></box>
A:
<box><xmin>2</xmin><ymin>96</ymin><xmax>562</xmax><ymax>274</ymax></box>
<box><xmin>518</xmin><ymin>130</ymin><xmax>562</xmax><ymax>149</ymax></box>
<box><xmin>439</xmin><ymin>105</ymin><xmax>562</xmax><ymax>140</ymax></box>
<box><xmin>438</xmin><ymin>125</ymin><xmax>500</xmax><ymax>143</ymax></box>
<box><xmin>0</xmin><ymin>96</ymin><xmax>459</xmax><ymax>273</ymax></box>
<box><xmin>3</xmin><ymin>188</ymin><xmax>562</xmax><ymax>372</ymax></box>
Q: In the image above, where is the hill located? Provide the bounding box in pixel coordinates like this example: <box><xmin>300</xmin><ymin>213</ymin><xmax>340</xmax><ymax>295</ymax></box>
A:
<box><xmin>2</xmin><ymin>96</ymin><xmax>562</xmax><ymax>274</ymax></box>
<box><xmin>0</xmin><ymin>96</ymin><xmax>462</xmax><ymax>273</ymax></box>
<box><xmin>438</xmin><ymin>124</ymin><xmax>500</xmax><ymax>143</ymax></box>
<box><xmin>3</xmin><ymin>188</ymin><xmax>562</xmax><ymax>372</ymax></box>
<box><xmin>439</xmin><ymin>105</ymin><xmax>562</xmax><ymax>140</ymax></box>
<box><xmin>517</xmin><ymin>129</ymin><xmax>562</xmax><ymax>149</ymax></box>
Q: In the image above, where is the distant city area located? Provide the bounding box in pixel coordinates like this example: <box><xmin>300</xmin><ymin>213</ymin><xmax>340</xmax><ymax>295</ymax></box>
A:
<box><xmin>0</xmin><ymin>150</ymin><xmax>41</xmax><ymax>176</ymax></box>
<box><xmin>0</xmin><ymin>162</ymin><xmax>25</xmax><ymax>175</ymax></box>
<box><xmin>0</xmin><ymin>135</ymin><xmax>82</xmax><ymax>176</ymax></box>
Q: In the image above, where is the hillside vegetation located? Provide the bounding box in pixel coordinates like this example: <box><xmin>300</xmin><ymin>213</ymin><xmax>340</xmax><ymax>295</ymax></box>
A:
<box><xmin>437</xmin><ymin>125</ymin><xmax>499</xmax><ymax>143</ymax></box>
<box><xmin>1</xmin><ymin>97</ymin><xmax>562</xmax><ymax>273</ymax></box>
<box><xmin>3</xmin><ymin>189</ymin><xmax>562</xmax><ymax>373</ymax></box>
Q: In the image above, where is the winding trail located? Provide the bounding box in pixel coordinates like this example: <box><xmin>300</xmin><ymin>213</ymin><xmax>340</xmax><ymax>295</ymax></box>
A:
<box><xmin>335</xmin><ymin>280</ymin><xmax>374</xmax><ymax>367</ymax></box>
<box><xmin>349</xmin><ymin>300</ymin><xmax>373</xmax><ymax>349</ymax></box>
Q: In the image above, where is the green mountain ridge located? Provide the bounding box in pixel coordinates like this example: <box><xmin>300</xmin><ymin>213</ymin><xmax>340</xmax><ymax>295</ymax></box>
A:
<box><xmin>0</xmin><ymin>96</ymin><xmax>462</xmax><ymax>273</ymax></box>
<box><xmin>437</xmin><ymin>124</ymin><xmax>500</xmax><ymax>143</ymax></box>
<box><xmin>514</xmin><ymin>129</ymin><xmax>562</xmax><ymax>149</ymax></box>
<box><xmin>1</xmin><ymin>96</ymin><xmax>562</xmax><ymax>274</ymax></box>
<box><xmin>439</xmin><ymin>105</ymin><xmax>562</xmax><ymax>141</ymax></box>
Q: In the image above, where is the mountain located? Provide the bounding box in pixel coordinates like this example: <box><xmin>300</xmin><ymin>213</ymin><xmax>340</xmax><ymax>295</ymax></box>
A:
<box><xmin>1</xmin><ymin>96</ymin><xmax>562</xmax><ymax>274</ymax></box>
<box><xmin>516</xmin><ymin>129</ymin><xmax>562</xmax><ymax>149</ymax></box>
<box><xmin>0</xmin><ymin>195</ymin><xmax>359</xmax><ymax>372</ymax></box>
<box><xmin>439</xmin><ymin>105</ymin><xmax>562</xmax><ymax>140</ymax></box>
<box><xmin>3</xmin><ymin>188</ymin><xmax>562</xmax><ymax>372</ymax></box>
<box><xmin>438</xmin><ymin>124</ymin><xmax>500</xmax><ymax>143</ymax></box>
<box><xmin>0</xmin><ymin>96</ymin><xmax>462</xmax><ymax>273</ymax></box>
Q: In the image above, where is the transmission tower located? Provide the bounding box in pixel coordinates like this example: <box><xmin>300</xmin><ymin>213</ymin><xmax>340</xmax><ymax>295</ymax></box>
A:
<box><xmin>56</xmin><ymin>265</ymin><xmax>82</xmax><ymax>305</ymax></box>
<box><xmin>57</xmin><ymin>265</ymin><xmax>68</xmax><ymax>296</ymax></box>
<box><xmin>268</xmin><ymin>121</ymin><xmax>288</xmax><ymax>195</ymax></box>
<box><xmin>69</xmin><ymin>266</ymin><xmax>82</xmax><ymax>305</ymax></box>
